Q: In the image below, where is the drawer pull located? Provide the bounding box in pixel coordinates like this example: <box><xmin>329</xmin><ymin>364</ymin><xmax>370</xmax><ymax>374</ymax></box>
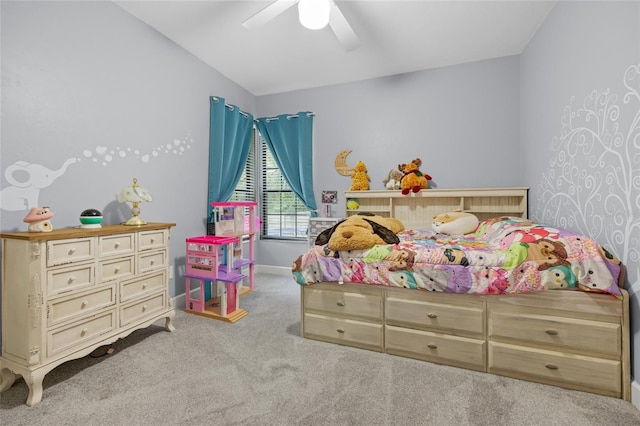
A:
<box><xmin>336</xmin><ymin>328</ymin><xmax>345</xmax><ymax>333</ymax></box>
<box><xmin>67</xmin><ymin>276</ymin><xmax>76</xmax><ymax>284</ymax></box>
<box><xmin>114</xmin><ymin>242</ymin><xmax>120</xmax><ymax>248</ymax></box>
<box><xmin>150</xmin><ymin>260</ymin><xmax>155</xmax><ymax>265</ymax></box>
<box><xmin>142</xmin><ymin>283</ymin><xmax>148</xmax><ymax>289</ymax></box>
<box><xmin>545</xmin><ymin>329</ymin><xmax>559</xmax><ymax>336</ymax></box>
<box><xmin>68</xmin><ymin>248</ymin><xmax>76</xmax><ymax>255</ymax></box>
<box><xmin>142</xmin><ymin>305</ymin><xmax>147</xmax><ymax>312</ymax></box>
<box><xmin>114</xmin><ymin>267</ymin><xmax>121</xmax><ymax>273</ymax></box>
<box><xmin>427</xmin><ymin>313</ymin><xmax>437</xmax><ymax>319</ymax></box>
<box><xmin>150</xmin><ymin>238</ymin><xmax>155</xmax><ymax>243</ymax></box>
<box><xmin>81</xmin><ymin>328</ymin><xmax>88</xmax><ymax>336</ymax></box>
<box><xmin>336</xmin><ymin>301</ymin><xmax>345</xmax><ymax>307</ymax></box>
<box><xmin>81</xmin><ymin>300</ymin><xmax>88</xmax><ymax>308</ymax></box>
<box><xmin>427</xmin><ymin>344</ymin><xmax>438</xmax><ymax>350</ymax></box>
<box><xmin>545</xmin><ymin>363</ymin><xmax>559</xmax><ymax>370</ymax></box>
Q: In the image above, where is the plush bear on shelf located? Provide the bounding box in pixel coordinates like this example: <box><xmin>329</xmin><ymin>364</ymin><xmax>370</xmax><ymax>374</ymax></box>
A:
<box><xmin>349</xmin><ymin>160</ymin><xmax>370</xmax><ymax>191</ymax></box>
<box><xmin>398</xmin><ymin>158</ymin><xmax>432</xmax><ymax>195</ymax></box>
<box><xmin>382</xmin><ymin>169</ymin><xmax>403</xmax><ymax>190</ymax></box>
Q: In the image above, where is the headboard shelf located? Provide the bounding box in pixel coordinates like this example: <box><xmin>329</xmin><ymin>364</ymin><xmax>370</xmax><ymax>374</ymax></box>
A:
<box><xmin>344</xmin><ymin>187</ymin><xmax>528</xmax><ymax>231</ymax></box>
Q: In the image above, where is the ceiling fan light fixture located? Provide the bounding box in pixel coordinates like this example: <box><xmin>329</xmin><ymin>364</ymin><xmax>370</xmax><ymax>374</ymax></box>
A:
<box><xmin>298</xmin><ymin>0</ymin><xmax>331</xmax><ymax>30</ymax></box>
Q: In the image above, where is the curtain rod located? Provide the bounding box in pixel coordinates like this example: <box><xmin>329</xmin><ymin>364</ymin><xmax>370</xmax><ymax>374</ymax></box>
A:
<box><xmin>212</xmin><ymin>96</ymin><xmax>250</xmax><ymax>119</ymax></box>
<box><xmin>258</xmin><ymin>112</ymin><xmax>316</xmax><ymax>123</ymax></box>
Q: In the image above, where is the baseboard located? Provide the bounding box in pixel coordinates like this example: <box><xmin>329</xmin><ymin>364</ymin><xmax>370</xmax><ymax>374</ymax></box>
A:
<box><xmin>632</xmin><ymin>379</ymin><xmax>640</xmax><ymax>410</ymax></box>
<box><xmin>170</xmin><ymin>264</ymin><xmax>292</xmax><ymax>310</ymax></box>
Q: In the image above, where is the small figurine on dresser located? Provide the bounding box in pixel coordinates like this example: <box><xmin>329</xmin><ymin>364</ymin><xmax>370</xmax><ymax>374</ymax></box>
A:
<box><xmin>23</xmin><ymin>206</ymin><xmax>54</xmax><ymax>232</ymax></box>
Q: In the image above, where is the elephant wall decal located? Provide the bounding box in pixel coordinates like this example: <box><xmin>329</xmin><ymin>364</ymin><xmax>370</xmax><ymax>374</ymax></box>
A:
<box><xmin>0</xmin><ymin>158</ymin><xmax>78</xmax><ymax>211</ymax></box>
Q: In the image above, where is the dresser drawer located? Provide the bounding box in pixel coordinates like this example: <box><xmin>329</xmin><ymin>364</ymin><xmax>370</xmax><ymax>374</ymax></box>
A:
<box><xmin>489</xmin><ymin>342</ymin><xmax>621</xmax><ymax>395</ymax></box>
<box><xmin>120</xmin><ymin>292</ymin><xmax>167</xmax><ymax>327</ymax></box>
<box><xmin>47</xmin><ymin>263</ymin><xmax>95</xmax><ymax>296</ymax></box>
<box><xmin>120</xmin><ymin>271</ymin><xmax>166</xmax><ymax>303</ymax></box>
<box><xmin>386</xmin><ymin>325</ymin><xmax>485</xmax><ymax>371</ymax></box>
<box><xmin>47</xmin><ymin>285</ymin><xmax>116</xmax><ymax>327</ymax></box>
<box><xmin>489</xmin><ymin>310</ymin><xmax>621</xmax><ymax>357</ymax></box>
<box><xmin>138</xmin><ymin>229</ymin><xmax>168</xmax><ymax>251</ymax></box>
<box><xmin>304</xmin><ymin>287</ymin><xmax>382</xmax><ymax>321</ymax></box>
<box><xmin>99</xmin><ymin>256</ymin><xmax>135</xmax><ymax>283</ymax></box>
<box><xmin>386</xmin><ymin>296</ymin><xmax>484</xmax><ymax>337</ymax></box>
<box><xmin>47</xmin><ymin>310</ymin><xmax>116</xmax><ymax>357</ymax></box>
<box><xmin>138</xmin><ymin>250</ymin><xmax>167</xmax><ymax>273</ymax></box>
<box><xmin>303</xmin><ymin>313</ymin><xmax>383</xmax><ymax>351</ymax></box>
<box><xmin>47</xmin><ymin>237</ymin><xmax>95</xmax><ymax>267</ymax></box>
<box><xmin>99</xmin><ymin>234</ymin><xmax>135</xmax><ymax>257</ymax></box>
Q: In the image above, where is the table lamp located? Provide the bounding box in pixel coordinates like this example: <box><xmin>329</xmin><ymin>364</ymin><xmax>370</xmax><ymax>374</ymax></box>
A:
<box><xmin>118</xmin><ymin>177</ymin><xmax>153</xmax><ymax>225</ymax></box>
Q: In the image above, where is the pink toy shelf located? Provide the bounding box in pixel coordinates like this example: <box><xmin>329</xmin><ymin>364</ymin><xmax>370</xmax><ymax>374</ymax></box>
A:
<box><xmin>184</xmin><ymin>201</ymin><xmax>258</xmax><ymax>323</ymax></box>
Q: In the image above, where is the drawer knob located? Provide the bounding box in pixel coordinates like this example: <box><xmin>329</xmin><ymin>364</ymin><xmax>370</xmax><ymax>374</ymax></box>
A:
<box><xmin>67</xmin><ymin>276</ymin><xmax>76</xmax><ymax>284</ymax></box>
<box><xmin>114</xmin><ymin>267</ymin><xmax>121</xmax><ymax>273</ymax></box>
<box><xmin>427</xmin><ymin>313</ymin><xmax>437</xmax><ymax>319</ymax></box>
<box><xmin>68</xmin><ymin>248</ymin><xmax>76</xmax><ymax>255</ymax></box>
<box><xmin>142</xmin><ymin>283</ymin><xmax>147</xmax><ymax>289</ymax></box>
<box><xmin>427</xmin><ymin>344</ymin><xmax>438</xmax><ymax>350</ymax></box>
<box><xmin>81</xmin><ymin>300</ymin><xmax>88</xmax><ymax>308</ymax></box>
<box><xmin>142</xmin><ymin>305</ymin><xmax>147</xmax><ymax>312</ymax></box>
<box><xmin>336</xmin><ymin>328</ymin><xmax>345</xmax><ymax>333</ymax></box>
<box><xmin>81</xmin><ymin>328</ymin><xmax>88</xmax><ymax>336</ymax></box>
<box><xmin>336</xmin><ymin>301</ymin><xmax>345</xmax><ymax>307</ymax></box>
<box><xmin>150</xmin><ymin>260</ymin><xmax>155</xmax><ymax>265</ymax></box>
<box><xmin>545</xmin><ymin>329</ymin><xmax>559</xmax><ymax>336</ymax></box>
<box><xmin>545</xmin><ymin>363</ymin><xmax>559</xmax><ymax>370</ymax></box>
<box><xmin>150</xmin><ymin>238</ymin><xmax>155</xmax><ymax>243</ymax></box>
<box><xmin>114</xmin><ymin>242</ymin><xmax>120</xmax><ymax>248</ymax></box>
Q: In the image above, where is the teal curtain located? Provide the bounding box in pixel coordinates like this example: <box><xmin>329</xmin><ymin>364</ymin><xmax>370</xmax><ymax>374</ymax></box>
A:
<box><xmin>256</xmin><ymin>112</ymin><xmax>318</xmax><ymax>214</ymax></box>
<box><xmin>207</xmin><ymin>96</ymin><xmax>254</xmax><ymax>210</ymax></box>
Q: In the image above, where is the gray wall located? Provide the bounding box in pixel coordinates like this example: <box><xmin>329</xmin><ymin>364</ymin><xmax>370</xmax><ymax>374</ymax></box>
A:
<box><xmin>1</xmin><ymin>0</ymin><xmax>255</xmax><ymax>298</ymax></box>
<box><xmin>257</xmin><ymin>56</ymin><xmax>521</xmax><ymax>267</ymax></box>
<box><xmin>521</xmin><ymin>0</ymin><xmax>640</xmax><ymax>382</ymax></box>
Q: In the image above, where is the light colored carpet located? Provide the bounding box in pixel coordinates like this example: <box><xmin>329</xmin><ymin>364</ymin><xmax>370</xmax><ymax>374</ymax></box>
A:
<box><xmin>2</xmin><ymin>273</ymin><xmax>640</xmax><ymax>425</ymax></box>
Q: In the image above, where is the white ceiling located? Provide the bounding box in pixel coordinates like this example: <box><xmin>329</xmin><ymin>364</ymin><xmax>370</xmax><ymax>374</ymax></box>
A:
<box><xmin>115</xmin><ymin>0</ymin><xmax>557</xmax><ymax>96</ymax></box>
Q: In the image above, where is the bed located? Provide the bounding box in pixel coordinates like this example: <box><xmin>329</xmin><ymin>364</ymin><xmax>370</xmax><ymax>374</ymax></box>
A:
<box><xmin>291</xmin><ymin>189</ymin><xmax>630</xmax><ymax>400</ymax></box>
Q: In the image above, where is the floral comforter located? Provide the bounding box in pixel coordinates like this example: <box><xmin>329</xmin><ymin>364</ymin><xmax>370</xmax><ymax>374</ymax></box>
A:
<box><xmin>292</xmin><ymin>216</ymin><xmax>623</xmax><ymax>299</ymax></box>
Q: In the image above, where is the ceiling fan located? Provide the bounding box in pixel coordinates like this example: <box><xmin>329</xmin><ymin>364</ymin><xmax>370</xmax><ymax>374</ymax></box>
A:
<box><xmin>242</xmin><ymin>0</ymin><xmax>361</xmax><ymax>52</ymax></box>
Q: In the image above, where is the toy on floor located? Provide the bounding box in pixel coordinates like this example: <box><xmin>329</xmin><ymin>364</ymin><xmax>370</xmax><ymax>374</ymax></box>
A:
<box><xmin>432</xmin><ymin>211</ymin><xmax>479</xmax><ymax>235</ymax></box>
<box><xmin>398</xmin><ymin>158</ymin><xmax>432</xmax><ymax>195</ymax></box>
<box><xmin>350</xmin><ymin>160</ymin><xmax>370</xmax><ymax>190</ymax></box>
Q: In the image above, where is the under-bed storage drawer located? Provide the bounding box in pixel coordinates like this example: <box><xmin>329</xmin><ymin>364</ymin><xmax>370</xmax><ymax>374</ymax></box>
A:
<box><xmin>488</xmin><ymin>342</ymin><xmax>621</xmax><ymax>397</ymax></box>
<box><xmin>386</xmin><ymin>325</ymin><xmax>485</xmax><ymax>371</ymax></box>
<box><xmin>303</xmin><ymin>312</ymin><xmax>383</xmax><ymax>351</ymax></box>
<box><xmin>385</xmin><ymin>292</ymin><xmax>485</xmax><ymax>337</ymax></box>
<box><xmin>489</xmin><ymin>309</ymin><xmax>621</xmax><ymax>356</ymax></box>
<box><xmin>304</xmin><ymin>285</ymin><xmax>383</xmax><ymax>321</ymax></box>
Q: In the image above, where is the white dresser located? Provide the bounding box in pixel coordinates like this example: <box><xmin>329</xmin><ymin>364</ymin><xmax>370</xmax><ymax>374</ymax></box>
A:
<box><xmin>0</xmin><ymin>222</ymin><xmax>176</xmax><ymax>406</ymax></box>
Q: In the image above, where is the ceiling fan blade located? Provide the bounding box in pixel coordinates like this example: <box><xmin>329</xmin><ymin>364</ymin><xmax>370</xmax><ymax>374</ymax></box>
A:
<box><xmin>328</xmin><ymin>1</ymin><xmax>360</xmax><ymax>51</ymax></box>
<box><xmin>242</xmin><ymin>0</ymin><xmax>298</xmax><ymax>30</ymax></box>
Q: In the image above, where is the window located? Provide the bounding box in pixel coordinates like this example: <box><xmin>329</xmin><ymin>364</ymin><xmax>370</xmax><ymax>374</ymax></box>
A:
<box><xmin>231</xmin><ymin>130</ymin><xmax>310</xmax><ymax>240</ymax></box>
<box><xmin>259</xmin><ymin>134</ymin><xmax>310</xmax><ymax>239</ymax></box>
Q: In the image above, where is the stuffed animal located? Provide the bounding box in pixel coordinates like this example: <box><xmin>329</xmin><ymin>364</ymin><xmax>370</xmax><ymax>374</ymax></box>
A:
<box><xmin>398</xmin><ymin>158</ymin><xmax>432</xmax><ymax>195</ymax></box>
<box><xmin>315</xmin><ymin>213</ymin><xmax>405</xmax><ymax>251</ymax></box>
<box><xmin>382</xmin><ymin>169</ymin><xmax>403</xmax><ymax>190</ymax></box>
<box><xmin>432</xmin><ymin>211</ymin><xmax>479</xmax><ymax>235</ymax></box>
<box><xmin>350</xmin><ymin>161</ymin><xmax>370</xmax><ymax>190</ymax></box>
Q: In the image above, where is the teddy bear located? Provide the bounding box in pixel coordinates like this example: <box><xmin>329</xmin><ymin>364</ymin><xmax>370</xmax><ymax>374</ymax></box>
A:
<box><xmin>398</xmin><ymin>158</ymin><xmax>432</xmax><ymax>195</ymax></box>
<box><xmin>432</xmin><ymin>210</ymin><xmax>479</xmax><ymax>235</ymax></box>
<box><xmin>314</xmin><ymin>213</ymin><xmax>405</xmax><ymax>251</ymax></box>
<box><xmin>382</xmin><ymin>169</ymin><xmax>403</xmax><ymax>190</ymax></box>
<box><xmin>350</xmin><ymin>161</ymin><xmax>370</xmax><ymax>190</ymax></box>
